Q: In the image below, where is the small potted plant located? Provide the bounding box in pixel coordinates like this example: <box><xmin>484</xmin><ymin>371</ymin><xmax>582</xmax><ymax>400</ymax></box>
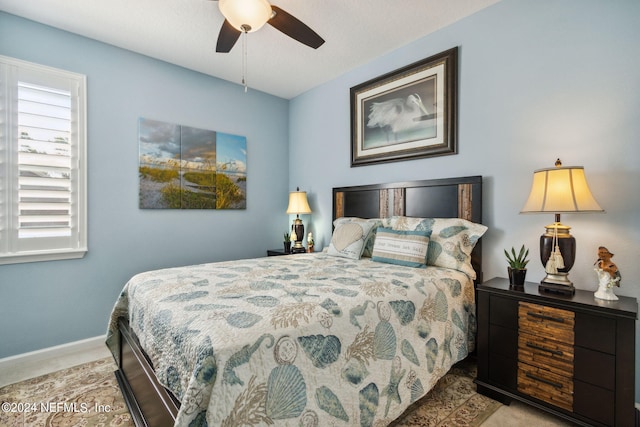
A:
<box><xmin>505</xmin><ymin>245</ymin><xmax>529</xmax><ymax>288</ymax></box>
<box><xmin>283</xmin><ymin>232</ymin><xmax>291</xmax><ymax>254</ymax></box>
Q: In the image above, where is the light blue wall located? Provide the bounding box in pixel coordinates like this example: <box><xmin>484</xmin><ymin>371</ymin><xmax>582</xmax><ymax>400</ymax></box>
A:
<box><xmin>289</xmin><ymin>0</ymin><xmax>640</xmax><ymax>399</ymax></box>
<box><xmin>2</xmin><ymin>0</ymin><xmax>640</xmax><ymax>402</ymax></box>
<box><xmin>0</xmin><ymin>12</ymin><xmax>290</xmax><ymax>358</ymax></box>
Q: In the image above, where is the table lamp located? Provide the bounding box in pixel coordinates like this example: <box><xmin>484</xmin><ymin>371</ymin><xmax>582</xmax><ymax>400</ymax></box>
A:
<box><xmin>520</xmin><ymin>159</ymin><xmax>603</xmax><ymax>295</ymax></box>
<box><xmin>286</xmin><ymin>187</ymin><xmax>312</xmax><ymax>254</ymax></box>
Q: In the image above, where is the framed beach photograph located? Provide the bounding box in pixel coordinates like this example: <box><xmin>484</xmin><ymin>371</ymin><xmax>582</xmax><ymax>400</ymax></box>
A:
<box><xmin>350</xmin><ymin>47</ymin><xmax>458</xmax><ymax>166</ymax></box>
<box><xmin>138</xmin><ymin>118</ymin><xmax>247</xmax><ymax>209</ymax></box>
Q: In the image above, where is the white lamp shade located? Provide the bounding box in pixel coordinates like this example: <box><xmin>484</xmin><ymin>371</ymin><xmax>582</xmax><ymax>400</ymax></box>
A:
<box><xmin>219</xmin><ymin>0</ymin><xmax>272</xmax><ymax>32</ymax></box>
<box><xmin>521</xmin><ymin>166</ymin><xmax>603</xmax><ymax>213</ymax></box>
<box><xmin>286</xmin><ymin>191</ymin><xmax>312</xmax><ymax>215</ymax></box>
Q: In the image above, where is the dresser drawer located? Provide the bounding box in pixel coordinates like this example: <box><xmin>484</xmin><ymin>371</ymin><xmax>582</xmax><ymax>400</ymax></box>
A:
<box><xmin>518</xmin><ymin>362</ymin><xmax>573</xmax><ymax>412</ymax></box>
<box><xmin>517</xmin><ymin>302</ymin><xmax>575</xmax><ymax>413</ymax></box>
<box><xmin>490</xmin><ymin>295</ymin><xmax>518</xmax><ymax>328</ymax></box>
<box><xmin>574</xmin><ymin>346</ymin><xmax>615</xmax><ymax>390</ymax></box>
<box><xmin>518</xmin><ymin>331</ymin><xmax>574</xmax><ymax>377</ymax></box>
<box><xmin>574</xmin><ymin>380</ymin><xmax>615</xmax><ymax>426</ymax></box>
<box><xmin>489</xmin><ymin>352</ymin><xmax>518</xmax><ymax>391</ymax></box>
<box><xmin>490</xmin><ymin>324</ymin><xmax>517</xmax><ymax>358</ymax></box>
<box><xmin>575</xmin><ymin>311</ymin><xmax>616</xmax><ymax>354</ymax></box>
<box><xmin>519</xmin><ymin>302</ymin><xmax>574</xmax><ymax>344</ymax></box>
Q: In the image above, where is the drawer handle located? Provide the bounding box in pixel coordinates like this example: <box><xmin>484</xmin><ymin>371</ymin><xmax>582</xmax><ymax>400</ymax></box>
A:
<box><xmin>525</xmin><ymin>342</ymin><xmax>563</xmax><ymax>356</ymax></box>
<box><xmin>526</xmin><ymin>311</ymin><xmax>565</xmax><ymax>323</ymax></box>
<box><xmin>526</xmin><ymin>372</ymin><xmax>563</xmax><ymax>389</ymax></box>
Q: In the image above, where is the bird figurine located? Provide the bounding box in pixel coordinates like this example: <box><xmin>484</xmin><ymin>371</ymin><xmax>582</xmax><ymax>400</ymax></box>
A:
<box><xmin>367</xmin><ymin>93</ymin><xmax>431</xmax><ymax>142</ymax></box>
<box><xmin>594</xmin><ymin>246</ymin><xmax>621</xmax><ymax>300</ymax></box>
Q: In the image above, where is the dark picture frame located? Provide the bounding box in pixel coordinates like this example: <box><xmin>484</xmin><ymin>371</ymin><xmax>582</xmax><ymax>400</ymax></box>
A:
<box><xmin>350</xmin><ymin>47</ymin><xmax>458</xmax><ymax>166</ymax></box>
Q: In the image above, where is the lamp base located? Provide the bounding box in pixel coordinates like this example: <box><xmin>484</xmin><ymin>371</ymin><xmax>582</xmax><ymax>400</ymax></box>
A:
<box><xmin>538</xmin><ymin>219</ymin><xmax>576</xmax><ymax>296</ymax></box>
<box><xmin>539</xmin><ymin>273</ymin><xmax>575</xmax><ymax>295</ymax></box>
<box><xmin>290</xmin><ymin>218</ymin><xmax>306</xmax><ymax>254</ymax></box>
<box><xmin>291</xmin><ymin>244</ymin><xmax>306</xmax><ymax>254</ymax></box>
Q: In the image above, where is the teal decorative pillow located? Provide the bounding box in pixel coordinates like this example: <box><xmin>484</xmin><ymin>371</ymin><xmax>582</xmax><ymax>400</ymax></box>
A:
<box><xmin>388</xmin><ymin>216</ymin><xmax>488</xmax><ymax>279</ymax></box>
<box><xmin>371</xmin><ymin>227</ymin><xmax>431</xmax><ymax>268</ymax></box>
<box><xmin>327</xmin><ymin>218</ymin><xmax>379</xmax><ymax>260</ymax></box>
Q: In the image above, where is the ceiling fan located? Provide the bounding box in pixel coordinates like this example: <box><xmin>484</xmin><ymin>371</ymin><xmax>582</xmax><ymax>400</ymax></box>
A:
<box><xmin>212</xmin><ymin>0</ymin><xmax>325</xmax><ymax>53</ymax></box>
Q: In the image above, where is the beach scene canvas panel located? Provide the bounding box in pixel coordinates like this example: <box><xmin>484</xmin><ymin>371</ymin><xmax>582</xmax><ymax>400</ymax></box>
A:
<box><xmin>138</xmin><ymin>118</ymin><xmax>246</xmax><ymax>209</ymax></box>
<box><xmin>216</xmin><ymin>132</ymin><xmax>247</xmax><ymax>209</ymax></box>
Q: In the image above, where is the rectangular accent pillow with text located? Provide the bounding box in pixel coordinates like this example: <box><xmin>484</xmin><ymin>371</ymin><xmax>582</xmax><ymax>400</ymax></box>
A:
<box><xmin>385</xmin><ymin>216</ymin><xmax>488</xmax><ymax>279</ymax></box>
<box><xmin>371</xmin><ymin>227</ymin><xmax>431</xmax><ymax>268</ymax></box>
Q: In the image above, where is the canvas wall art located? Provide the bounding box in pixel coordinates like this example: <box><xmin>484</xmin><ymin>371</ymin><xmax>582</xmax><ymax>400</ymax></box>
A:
<box><xmin>139</xmin><ymin>118</ymin><xmax>247</xmax><ymax>209</ymax></box>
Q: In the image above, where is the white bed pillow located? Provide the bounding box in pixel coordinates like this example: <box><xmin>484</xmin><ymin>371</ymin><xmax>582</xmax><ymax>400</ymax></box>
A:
<box><xmin>386</xmin><ymin>216</ymin><xmax>488</xmax><ymax>279</ymax></box>
<box><xmin>327</xmin><ymin>217</ymin><xmax>379</xmax><ymax>260</ymax></box>
<box><xmin>361</xmin><ymin>218</ymin><xmax>383</xmax><ymax>257</ymax></box>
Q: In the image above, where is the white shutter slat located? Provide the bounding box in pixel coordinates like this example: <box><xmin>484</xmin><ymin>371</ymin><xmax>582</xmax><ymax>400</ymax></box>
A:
<box><xmin>19</xmin><ymin>128</ymin><xmax>70</xmax><ymax>143</ymax></box>
<box><xmin>19</xmin><ymin>114</ymin><xmax>71</xmax><ymax>133</ymax></box>
<box><xmin>18</xmin><ymin>163</ymin><xmax>69</xmax><ymax>178</ymax></box>
<box><xmin>18</xmin><ymin>176</ymin><xmax>71</xmax><ymax>191</ymax></box>
<box><xmin>19</xmin><ymin>189</ymin><xmax>70</xmax><ymax>201</ymax></box>
<box><xmin>19</xmin><ymin>228</ymin><xmax>72</xmax><ymax>238</ymax></box>
<box><xmin>19</xmin><ymin>140</ymin><xmax>71</xmax><ymax>158</ymax></box>
<box><xmin>19</xmin><ymin>202</ymin><xmax>71</xmax><ymax>212</ymax></box>
<box><xmin>19</xmin><ymin>100</ymin><xmax>70</xmax><ymax>120</ymax></box>
<box><xmin>18</xmin><ymin>83</ymin><xmax>71</xmax><ymax>106</ymax></box>
<box><xmin>19</xmin><ymin>152</ymin><xmax>71</xmax><ymax>168</ymax></box>
<box><xmin>20</xmin><ymin>216</ymin><xmax>71</xmax><ymax>225</ymax></box>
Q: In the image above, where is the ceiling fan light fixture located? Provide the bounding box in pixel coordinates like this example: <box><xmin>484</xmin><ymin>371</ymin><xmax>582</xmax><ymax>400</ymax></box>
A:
<box><xmin>219</xmin><ymin>0</ymin><xmax>272</xmax><ymax>33</ymax></box>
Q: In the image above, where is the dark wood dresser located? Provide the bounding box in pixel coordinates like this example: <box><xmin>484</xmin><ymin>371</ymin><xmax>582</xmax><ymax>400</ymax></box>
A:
<box><xmin>476</xmin><ymin>277</ymin><xmax>637</xmax><ymax>426</ymax></box>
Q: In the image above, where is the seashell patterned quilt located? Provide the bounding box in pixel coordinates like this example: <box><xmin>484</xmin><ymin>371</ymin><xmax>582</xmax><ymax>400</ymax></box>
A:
<box><xmin>106</xmin><ymin>252</ymin><xmax>476</xmax><ymax>426</ymax></box>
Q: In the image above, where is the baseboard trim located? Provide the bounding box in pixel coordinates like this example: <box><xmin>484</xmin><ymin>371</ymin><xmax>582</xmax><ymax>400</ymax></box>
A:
<box><xmin>0</xmin><ymin>335</ymin><xmax>107</xmax><ymax>387</ymax></box>
<box><xmin>0</xmin><ymin>335</ymin><xmax>106</xmax><ymax>366</ymax></box>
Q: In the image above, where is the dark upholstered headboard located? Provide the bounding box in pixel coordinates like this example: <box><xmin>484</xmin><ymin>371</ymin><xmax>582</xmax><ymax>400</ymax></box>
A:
<box><xmin>332</xmin><ymin>176</ymin><xmax>483</xmax><ymax>283</ymax></box>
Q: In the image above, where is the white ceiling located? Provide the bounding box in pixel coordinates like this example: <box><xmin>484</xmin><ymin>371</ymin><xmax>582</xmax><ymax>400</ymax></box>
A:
<box><xmin>0</xmin><ymin>0</ymin><xmax>501</xmax><ymax>99</ymax></box>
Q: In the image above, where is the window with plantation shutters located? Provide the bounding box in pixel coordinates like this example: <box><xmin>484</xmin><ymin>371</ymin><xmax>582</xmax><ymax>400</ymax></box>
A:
<box><xmin>0</xmin><ymin>56</ymin><xmax>87</xmax><ymax>265</ymax></box>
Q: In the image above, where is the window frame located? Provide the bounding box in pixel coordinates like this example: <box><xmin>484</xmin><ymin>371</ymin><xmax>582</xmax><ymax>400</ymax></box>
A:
<box><xmin>0</xmin><ymin>55</ymin><xmax>87</xmax><ymax>265</ymax></box>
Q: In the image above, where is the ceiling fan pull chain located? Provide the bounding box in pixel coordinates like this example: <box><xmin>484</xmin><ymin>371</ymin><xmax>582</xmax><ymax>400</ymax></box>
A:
<box><xmin>242</xmin><ymin>31</ymin><xmax>248</xmax><ymax>92</ymax></box>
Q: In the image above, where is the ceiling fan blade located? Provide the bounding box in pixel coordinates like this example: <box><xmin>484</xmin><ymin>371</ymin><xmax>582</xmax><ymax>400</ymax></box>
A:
<box><xmin>216</xmin><ymin>19</ymin><xmax>241</xmax><ymax>52</ymax></box>
<box><xmin>268</xmin><ymin>6</ymin><xmax>325</xmax><ymax>49</ymax></box>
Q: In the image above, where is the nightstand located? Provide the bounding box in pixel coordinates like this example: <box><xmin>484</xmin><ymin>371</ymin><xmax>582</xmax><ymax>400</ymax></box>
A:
<box><xmin>475</xmin><ymin>277</ymin><xmax>637</xmax><ymax>427</ymax></box>
<box><xmin>267</xmin><ymin>248</ymin><xmax>289</xmax><ymax>256</ymax></box>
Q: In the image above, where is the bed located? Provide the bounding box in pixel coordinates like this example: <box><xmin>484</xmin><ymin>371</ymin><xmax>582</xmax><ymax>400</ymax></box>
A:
<box><xmin>106</xmin><ymin>176</ymin><xmax>485</xmax><ymax>427</ymax></box>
